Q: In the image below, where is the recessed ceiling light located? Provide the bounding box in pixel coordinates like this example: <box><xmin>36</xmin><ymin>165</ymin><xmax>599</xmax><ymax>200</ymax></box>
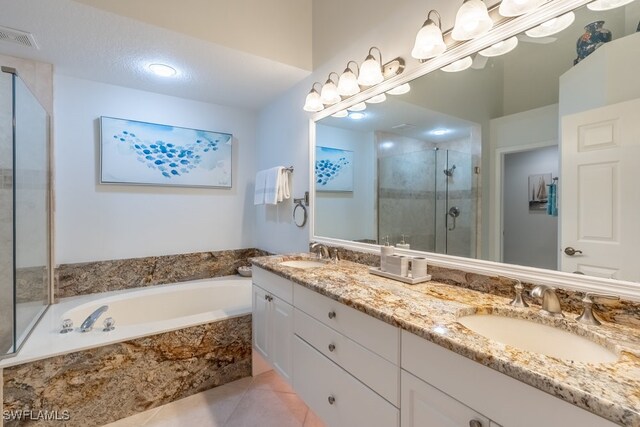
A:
<box><xmin>430</xmin><ymin>128</ymin><xmax>451</xmax><ymax>136</ymax></box>
<box><xmin>349</xmin><ymin>112</ymin><xmax>366</xmax><ymax>120</ymax></box>
<box><xmin>380</xmin><ymin>141</ymin><xmax>395</xmax><ymax>149</ymax></box>
<box><xmin>149</xmin><ymin>63</ymin><xmax>177</xmax><ymax>77</ymax></box>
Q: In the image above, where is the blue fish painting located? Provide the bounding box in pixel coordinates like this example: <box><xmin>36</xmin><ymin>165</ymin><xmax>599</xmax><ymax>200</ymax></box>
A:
<box><xmin>315</xmin><ymin>146</ymin><xmax>353</xmax><ymax>192</ymax></box>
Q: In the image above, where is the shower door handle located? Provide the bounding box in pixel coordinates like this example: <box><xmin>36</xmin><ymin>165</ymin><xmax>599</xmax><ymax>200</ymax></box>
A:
<box><xmin>447</xmin><ymin>207</ymin><xmax>461</xmax><ymax>231</ymax></box>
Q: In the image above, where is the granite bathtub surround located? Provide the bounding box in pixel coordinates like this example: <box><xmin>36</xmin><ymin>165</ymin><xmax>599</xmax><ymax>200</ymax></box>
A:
<box><xmin>2</xmin><ymin>315</ymin><xmax>252</xmax><ymax>427</ymax></box>
<box><xmin>328</xmin><ymin>245</ymin><xmax>640</xmax><ymax>329</ymax></box>
<box><xmin>252</xmin><ymin>254</ymin><xmax>640</xmax><ymax>426</ymax></box>
<box><xmin>56</xmin><ymin>248</ymin><xmax>268</xmax><ymax>299</ymax></box>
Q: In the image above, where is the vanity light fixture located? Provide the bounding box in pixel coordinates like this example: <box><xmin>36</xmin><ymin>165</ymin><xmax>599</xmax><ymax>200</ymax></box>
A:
<box><xmin>348</xmin><ymin>102</ymin><xmax>367</xmax><ymax>112</ymax></box>
<box><xmin>587</xmin><ymin>0</ymin><xmax>635</xmax><ymax>11</ymax></box>
<box><xmin>337</xmin><ymin>61</ymin><xmax>361</xmax><ymax>97</ymax></box>
<box><xmin>525</xmin><ymin>11</ymin><xmax>575</xmax><ymax>38</ymax></box>
<box><xmin>499</xmin><ymin>0</ymin><xmax>546</xmax><ymax>17</ymax></box>
<box><xmin>387</xmin><ymin>83</ymin><xmax>411</xmax><ymax>95</ymax></box>
<box><xmin>349</xmin><ymin>112</ymin><xmax>366</xmax><ymax>120</ymax></box>
<box><xmin>303</xmin><ymin>82</ymin><xmax>324</xmax><ymax>112</ymax></box>
<box><xmin>358</xmin><ymin>47</ymin><xmax>385</xmax><ymax>86</ymax></box>
<box><xmin>451</xmin><ymin>0</ymin><xmax>494</xmax><ymax>41</ymax></box>
<box><xmin>331</xmin><ymin>110</ymin><xmax>349</xmax><ymax>118</ymax></box>
<box><xmin>479</xmin><ymin>36</ymin><xmax>519</xmax><ymax>57</ymax></box>
<box><xmin>148</xmin><ymin>63</ymin><xmax>177</xmax><ymax>77</ymax></box>
<box><xmin>320</xmin><ymin>72</ymin><xmax>341</xmax><ymax>105</ymax></box>
<box><xmin>441</xmin><ymin>56</ymin><xmax>473</xmax><ymax>72</ymax></box>
<box><xmin>366</xmin><ymin>93</ymin><xmax>387</xmax><ymax>104</ymax></box>
<box><xmin>412</xmin><ymin>10</ymin><xmax>447</xmax><ymax>60</ymax></box>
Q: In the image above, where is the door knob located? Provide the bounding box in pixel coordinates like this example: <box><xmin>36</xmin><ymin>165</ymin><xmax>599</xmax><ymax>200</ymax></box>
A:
<box><xmin>564</xmin><ymin>247</ymin><xmax>583</xmax><ymax>256</ymax></box>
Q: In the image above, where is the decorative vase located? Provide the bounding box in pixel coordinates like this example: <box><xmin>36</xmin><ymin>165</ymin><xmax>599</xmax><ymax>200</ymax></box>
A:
<box><xmin>574</xmin><ymin>21</ymin><xmax>612</xmax><ymax>65</ymax></box>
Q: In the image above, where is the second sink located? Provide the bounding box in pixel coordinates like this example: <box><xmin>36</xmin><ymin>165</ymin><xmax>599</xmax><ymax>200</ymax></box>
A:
<box><xmin>457</xmin><ymin>314</ymin><xmax>618</xmax><ymax>364</ymax></box>
<box><xmin>279</xmin><ymin>260</ymin><xmax>327</xmax><ymax>269</ymax></box>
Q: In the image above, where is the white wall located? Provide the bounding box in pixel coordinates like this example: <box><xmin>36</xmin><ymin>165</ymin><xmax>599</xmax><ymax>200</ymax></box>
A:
<box><xmin>503</xmin><ymin>146</ymin><xmax>559</xmax><ymax>270</ymax></box>
<box><xmin>54</xmin><ymin>75</ymin><xmax>257</xmax><ymax>264</ymax></box>
<box><xmin>315</xmin><ymin>125</ymin><xmax>376</xmax><ymax>242</ymax></box>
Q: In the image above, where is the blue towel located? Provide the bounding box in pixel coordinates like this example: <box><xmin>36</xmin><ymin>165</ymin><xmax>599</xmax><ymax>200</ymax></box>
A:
<box><xmin>547</xmin><ymin>183</ymin><xmax>558</xmax><ymax>217</ymax></box>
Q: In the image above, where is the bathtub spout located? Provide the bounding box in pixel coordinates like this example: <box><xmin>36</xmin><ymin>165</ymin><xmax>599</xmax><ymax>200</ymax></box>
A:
<box><xmin>80</xmin><ymin>305</ymin><xmax>109</xmax><ymax>332</ymax></box>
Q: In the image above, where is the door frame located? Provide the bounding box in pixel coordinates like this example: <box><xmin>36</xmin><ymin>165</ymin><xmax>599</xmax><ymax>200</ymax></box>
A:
<box><xmin>492</xmin><ymin>140</ymin><xmax>558</xmax><ymax>263</ymax></box>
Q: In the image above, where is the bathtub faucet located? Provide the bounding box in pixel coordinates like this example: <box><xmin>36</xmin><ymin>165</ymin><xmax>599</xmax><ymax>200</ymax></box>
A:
<box><xmin>80</xmin><ymin>305</ymin><xmax>109</xmax><ymax>332</ymax></box>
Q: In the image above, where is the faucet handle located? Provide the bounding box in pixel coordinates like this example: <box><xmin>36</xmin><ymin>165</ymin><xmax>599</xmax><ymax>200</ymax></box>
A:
<box><xmin>60</xmin><ymin>319</ymin><xmax>74</xmax><ymax>334</ymax></box>
<box><xmin>330</xmin><ymin>248</ymin><xmax>340</xmax><ymax>263</ymax></box>
<box><xmin>576</xmin><ymin>292</ymin><xmax>620</xmax><ymax>326</ymax></box>
<box><xmin>507</xmin><ymin>278</ymin><xmax>529</xmax><ymax>308</ymax></box>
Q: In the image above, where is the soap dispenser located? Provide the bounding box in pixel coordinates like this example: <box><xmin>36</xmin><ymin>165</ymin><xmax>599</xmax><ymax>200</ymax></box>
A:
<box><xmin>396</xmin><ymin>234</ymin><xmax>411</xmax><ymax>250</ymax></box>
<box><xmin>380</xmin><ymin>236</ymin><xmax>394</xmax><ymax>272</ymax></box>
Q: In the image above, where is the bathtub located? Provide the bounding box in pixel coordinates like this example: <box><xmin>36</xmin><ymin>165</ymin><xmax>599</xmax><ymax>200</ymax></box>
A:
<box><xmin>0</xmin><ymin>275</ymin><xmax>252</xmax><ymax>368</ymax></box>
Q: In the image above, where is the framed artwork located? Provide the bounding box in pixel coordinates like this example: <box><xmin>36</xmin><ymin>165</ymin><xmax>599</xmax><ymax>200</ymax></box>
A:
<box><xmin>528</xmin><ymin>173</ymin><xmax>552</xmax><ymax>211</ymax></box>
<box><xmin>100</xmin><ymin>116</ymin><xmax>232</xmax><ymax>188</ymax></box>
<box><xmin>315</xmin><ymin>146</ymin><xmax>353</xmax><ymax>192</ymax></box>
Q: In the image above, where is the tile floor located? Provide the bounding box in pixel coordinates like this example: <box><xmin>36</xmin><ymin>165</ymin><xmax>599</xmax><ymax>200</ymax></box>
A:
<box><xmin>104</xmin><ymin>370</ymin><xmax>326</xmax><ymax>427</ymax></box>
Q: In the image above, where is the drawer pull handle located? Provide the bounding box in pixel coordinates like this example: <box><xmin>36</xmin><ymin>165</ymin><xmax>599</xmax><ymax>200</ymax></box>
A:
<box><xmin>328</xmin><ymin>311</ymin><xmax>336</xmax><ymax>319</ymax></box>
<box><xmin>328</xmin><ymin>343</ymin><xmax>336</xmax><ymax>352</ymax></box>
<box><xmin>469</xmin><ymin>420</ymin><xmax>482</xmax><ymax>427</ymax></box>
<box><xmin>328</xmin><ymin>395</ymin><xmax>335</xmax><ymax>405</ymax></box>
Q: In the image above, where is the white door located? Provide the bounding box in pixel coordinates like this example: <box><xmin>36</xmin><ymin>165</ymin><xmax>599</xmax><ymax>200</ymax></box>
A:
<box><xmin>270</xmin><ymin>296</ymin><xmax>293</xmax><ymax>383</ymax></box>
<box><xmin>401</xmin><ymin>370</ymin><xmax>490</xmax><ymax>427</ymax></box>
<box><xmin>561</xmin><ymin>97</ymin><xmax>640</xmax><ymax>281</ymax></box>
<box><xmin>252</xmin><ymin>284</ymin><xmax>270</xmax><ymax>360</ymax></box>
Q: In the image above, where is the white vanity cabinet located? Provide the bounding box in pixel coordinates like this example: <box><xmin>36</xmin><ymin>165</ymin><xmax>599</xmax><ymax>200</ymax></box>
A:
<box><xmin>252</xmin><ymin>267</ymin><xmax>294</xmax><ymax>383</ymax></box>
<box><xmin>293</xmin><ymin>283</ymin><xmax>400</xmax><ymax>427</ymax></box>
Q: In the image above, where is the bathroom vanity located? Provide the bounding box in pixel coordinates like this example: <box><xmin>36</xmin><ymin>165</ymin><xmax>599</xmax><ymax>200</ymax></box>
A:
<box><xmin>251</xmin><ymin>255</ymin><xmax>640</xmax><ymax>427</ymax></box>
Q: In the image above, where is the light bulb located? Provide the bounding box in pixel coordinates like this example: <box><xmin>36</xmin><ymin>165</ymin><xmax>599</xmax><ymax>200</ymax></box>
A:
<box><xmin>303</xmin><ymin>87</ymin><xmax>324</xmax><ymax>112</ymax></box>
<box><xmin>441</xmin><ymin>56</ymin><xmax>473</xmax><ymax>73</ymax></box>
<box><xmin>479</xmin><ymin>36</ymin><xmax>519</xmax><ymax>57</ymax></box>
<box><xmin>587</xmin><ymin>0</ymin><xmax>635</xmax><ymax>11</ymax></box>
<box><xmin>452</xmin><ymin>0</ymin><xmax>493</xmax><ymax>41</ymax></box>
<box><xmin>320</xmin><ymin>79</ymin><xmax>341</xmax><ymax>105</ymax></box>
<box><xmin>348</xmin><ymin>102</ymin><xmax>367</xmax><ymax>112</ymax></box>
<box><xmin>525</xmin><ymin>11</ymin><xmax>575</xmax><ymax>38</ymax></box>
<box><xmin>337</xmin><ymin>68</ymin><xmax>360</xmax><ymax>96</ymax></box>
<box><xmin>499</xmin><ymin>0</ymin><xmax>546</xmax><ymax>17</ymax></box>
<box><xmin>386</xmin><ymin>83</ymin><xmax>411</xmax><ymax>95</ymax></box>
<box><xmin>331</xmin><ymin>110</ymin><xmax>348</xmax><ymax>118</ymax></box>
<box><xmin>358</xmin><ymin>54</ymin><xmax>384</xmax><ymax>86</ymax></box>
<box><xmin>412</xmin><ymin>17</ymin><xmax>446</xmax><ymax>60</ymax></box>
<box><xmin>365</xmin><ymin>94</ymin><xmax>386</xmax><ymax>104</ymax></box>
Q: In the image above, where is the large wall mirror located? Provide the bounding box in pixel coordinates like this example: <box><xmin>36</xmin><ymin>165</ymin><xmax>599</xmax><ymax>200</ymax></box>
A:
<box><xmin>312</xmin><ymin>0</ymin><xmax>640</xmax><ymax>292</ymax></box>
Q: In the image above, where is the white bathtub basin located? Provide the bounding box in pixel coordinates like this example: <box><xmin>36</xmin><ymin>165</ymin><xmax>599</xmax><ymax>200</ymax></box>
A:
<box><xmin>457</xmin><ymin>314</ymin><xmax>618</xmax><ymax>363</ymax></box>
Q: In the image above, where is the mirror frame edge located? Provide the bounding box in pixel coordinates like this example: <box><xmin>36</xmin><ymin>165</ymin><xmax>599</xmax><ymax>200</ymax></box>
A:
<box><xmin>308</xmin><ymin>0</ymin><xmax>640</xmax><ymax>301</ymax></box>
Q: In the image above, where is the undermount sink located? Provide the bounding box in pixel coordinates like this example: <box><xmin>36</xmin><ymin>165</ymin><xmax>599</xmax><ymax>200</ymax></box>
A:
<box><xmin>457</xmin><ymin>314</ymin><xmax>618</xmax><ymax>364</ymax></box>
<box><xmin>279</xmin><ymin>260</ymin><xmax>327</xmax><ymax>269</ymax></box>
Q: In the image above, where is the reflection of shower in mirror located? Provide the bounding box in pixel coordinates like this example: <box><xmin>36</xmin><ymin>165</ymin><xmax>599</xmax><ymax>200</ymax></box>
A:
<box><xmin>444</xmin><ymin>164</ymin><xmax>456</xmax><ymax>176</ymax></box>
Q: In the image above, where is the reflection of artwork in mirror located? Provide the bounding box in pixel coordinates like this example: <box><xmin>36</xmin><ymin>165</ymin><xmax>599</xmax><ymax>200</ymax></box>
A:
<box><xmin>100</xmin><ymin>117</ymin><xmax>232</xmax><ymax>188</ymax></box>
<box><xmin>315</xmin><ymin>146</ymin><xmax>353</xmax><ymax>192</ymax></box>
<box><xmin>528</xmin><ymin>173</ymin><xmax>551</xmax><ymax>212</ymax></box>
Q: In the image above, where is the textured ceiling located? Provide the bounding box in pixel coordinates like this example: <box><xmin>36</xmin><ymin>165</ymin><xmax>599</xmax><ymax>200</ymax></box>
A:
<box><xmin>0</xmin><ymin>0</ymin><xmax>312</xmax><ymax>109</ymax></box>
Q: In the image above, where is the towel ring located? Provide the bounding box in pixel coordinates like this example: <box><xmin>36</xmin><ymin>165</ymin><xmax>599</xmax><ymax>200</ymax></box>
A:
<box><xmin>293</xmin><ymin>199</ymin><xmax>307</xmax><ymax>228</ymax></box>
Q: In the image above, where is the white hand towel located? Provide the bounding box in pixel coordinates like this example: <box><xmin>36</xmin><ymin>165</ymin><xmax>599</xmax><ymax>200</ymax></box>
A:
<box><xmin>264</xmin><ymin>166</ymin><xmax>282</xmax><ymax>205</ymax></box>
<box><xmin>277</xmin><ymin>168</ymin><xmax>291</xmax><ymax>202</ymax></box>
<box><xmin>254</xmin><ymin>169</ymin><xmax>267</xmax><ymax>205</ymax></box>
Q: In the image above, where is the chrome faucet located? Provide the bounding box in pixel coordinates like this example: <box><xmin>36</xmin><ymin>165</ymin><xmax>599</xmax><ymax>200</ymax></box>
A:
<box><xmin>310</xmin><ymin>242</ymin><xmax>330</xmax><ymax>259</ymax></box>
<box><xmin>530</xmin><ymin>285</ymin><xmax>564</xmax><ymax>317</ymax></box>
<box><xmin>80</xmin><ymin>305</ymin><xmax>109</xmax><ymax>332</ymax></box>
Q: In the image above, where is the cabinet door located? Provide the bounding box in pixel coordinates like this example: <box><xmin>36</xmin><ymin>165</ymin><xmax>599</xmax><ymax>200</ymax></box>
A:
<box><xmin>271</xmin><ymin>296</ymin><xmax>293</xmax><ymax>383</ymax></box>
<box><xmin>252</xmin><ymin>284</ymin><xmax>270</xmax><ymax>360</ymax></box>
<box><xmin>401</xmin><ymin>370</ymin><xmax>490</xmax><ymax>427</ymax></box>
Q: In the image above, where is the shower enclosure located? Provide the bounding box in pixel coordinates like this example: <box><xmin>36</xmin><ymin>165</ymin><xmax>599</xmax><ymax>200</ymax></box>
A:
<box><xmin>1</xmin><ymin>67</ymin><xmax>51</xmax><ymax>358</ymax></box>
<box><xmin>378</xmin><ymin>148</ymin><xmax>477</xmax><ymax>257</ymax></box>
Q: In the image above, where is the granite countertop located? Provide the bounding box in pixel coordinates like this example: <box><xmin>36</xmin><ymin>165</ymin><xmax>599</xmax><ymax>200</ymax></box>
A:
<box><xmin>251</xmin><ymin>254</ymin><xmax>640</xmax><ymax>426</ymax></box>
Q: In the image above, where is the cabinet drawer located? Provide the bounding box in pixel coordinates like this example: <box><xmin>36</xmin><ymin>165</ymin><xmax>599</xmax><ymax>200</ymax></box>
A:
<box><xmin>253</xmin><ymin>266</ymin><xmax>293</xmax><ymax>304</ymax></box>
<box><xmin>294</xmin><ymin>308</ymin><xmax>399</xmax><ymax>406</ymax></box>
<box><xmin>293</xmin><ymin>336</ymin><xmax>399</xmax><ymax>427</ymax></box>
<box><xmin>401</xmin><ymin>331</ymin><xmax>617</xmax><ymax>427</ymax></box>
<box><xmin>294</xmin><ymin>284</ymin><xmax>399</xmax><ymax>364</ymax></box>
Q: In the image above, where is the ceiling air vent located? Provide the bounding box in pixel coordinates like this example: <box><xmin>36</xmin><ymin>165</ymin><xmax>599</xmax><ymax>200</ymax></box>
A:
<box><xmin>0</xmin><ymin>26</ymin><xmax>38</xmax><ymax>49</ymax></box>
<box><xmin>391</xmin><ymin>123</ymin><xmax>417</xmax><ymax>131</ymax></box>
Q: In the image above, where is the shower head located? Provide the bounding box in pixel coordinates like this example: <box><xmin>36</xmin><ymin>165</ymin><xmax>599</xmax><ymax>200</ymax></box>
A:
<box><xmin>444</xmin><ymin>165</ymin><xmax>456</xmax><ymax>177</ymax></box>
